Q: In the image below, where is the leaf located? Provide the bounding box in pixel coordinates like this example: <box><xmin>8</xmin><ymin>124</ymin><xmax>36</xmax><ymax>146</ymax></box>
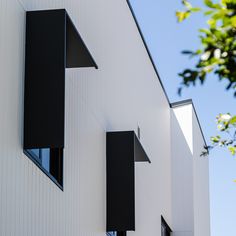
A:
<box><xmin>228</xmin><ymin>146</ymin><xmax>236</xmax><ymax>155</ymax></box>
<box><xmin>195</xmin><ymin>49</ymin><xmax>202</xmax><ymax>54</ymax></box>
<box><xmin>204</xmin><ymin>0</ymin><xmax>213</xmax><ymax>7</ymax></box>
<box><xmin>230</xmin><ymin>116</ymin><xmax>236</xmax><ymax>124</ymax></box>
<box><xmin>191</xmin><ymin>7</ymin><xmax>202</xmax><ymax>12</ymax></box>
<box><xmin>222</xmin><ymin>0</ymin><xmax>230</xmax><ymax>6</ymax></box>
<box><xmin>199</xmin><ymin>28</ymin><xmax>211</xmax><ymax>35</ymax></box>
<box><xmin>212</xmin><ymin>12</ymin><xmax>225</xmax><ymax>20</ymax></box>
<box><xmin>182</xmin><ymin>0</ymin><xmax>192</xmax><ymax>9</ymax></box>
<box><xmin>207</xmin><ymin>18</ymin><xmax>217</xmax><ymax>28</ymax></box>
<box><xmin>223</xmin><ymin>17</ymin><xmax>232</xmax><ymax>27</ymax></box>
<box><xmin>221</xmin><ymin>0</ymin><xmax>235</xmax><ymax>6</ymax></box>
<box><xmin>231</xmin><ymin>15</ymin><xmax>236</xmax><ymax>27</ymax></box>
<box><xmin>176</xmin><ymin>11</ymin><xmax>191</xmax><ymax>22</ymax></box>
<box><xmin>204</xmin><ymin>0</ymin><xmax>221</xmax><ymax>9</ymax></box>
<box><xmin>211</xmin><ymin>136</ymin><xmax>221</xmax><ymax>143</ymax></box>
<box><xmin>204</xmin><ymin>10</ymin><xmax>215</xmax><ymax>15</ymax></box>
<box><xmin>217</xmin><ymin>124</ymin><xmax>224</xmax><ymax>130</ymax></box>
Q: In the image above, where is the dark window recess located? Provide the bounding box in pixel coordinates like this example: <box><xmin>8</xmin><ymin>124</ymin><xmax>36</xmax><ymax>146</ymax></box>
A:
<box><xmin>25</xmin><ymin>148</ymin><xmax>63</xmax><ymax>186</ymax></box>
<box><xmin>161</xmin><ymin>216</ymin><xmax>172</xmax><ymax>236</ymax></box>
<box><xmin>107</xmin><ymin>131</ymin><xmax>150</xmax><ymax>232</ymax></box>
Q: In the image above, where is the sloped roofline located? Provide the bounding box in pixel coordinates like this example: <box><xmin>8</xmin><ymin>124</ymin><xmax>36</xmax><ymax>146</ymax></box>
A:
<box><xmin>126</xmin><ymin>1</ymin><xmax>207</xmax><ymax>147</ymax></box>
<box><xmin>126</xmin><ymin>0</ymin><xmax>170</xmax><ymax>105</ymax></box>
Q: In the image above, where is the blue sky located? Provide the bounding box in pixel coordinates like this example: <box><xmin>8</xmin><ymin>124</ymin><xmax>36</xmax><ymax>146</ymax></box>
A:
<box><xmin>129</xmin><ymin>0</ymin><xmax>236</xmax><ymax>235</ymax></box>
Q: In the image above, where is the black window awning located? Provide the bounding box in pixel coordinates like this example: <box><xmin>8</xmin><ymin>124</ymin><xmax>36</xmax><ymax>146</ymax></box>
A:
<box><xmin>24</xmin><ymin>9</ymin><xmax>97</xmax><ymax>149</ymax></box>
<box><xmin>66</xmin><ymin>11</ymin><xmax>97</xmax><ymax>68</ymax></box>
<box><xmin>134</xmin><ymin>134</ymin><xmax>151</xmax><ymax>163</ymax></box>
<box><xmin>106</xmin><ymin>131</ymin><xmax>150</xmax><ymax>232</ymax></box>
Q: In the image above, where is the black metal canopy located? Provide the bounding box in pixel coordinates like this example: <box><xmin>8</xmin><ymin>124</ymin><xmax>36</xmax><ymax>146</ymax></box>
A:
<box><xmin>24</xmin><ymin>9</ymin><xmax>97</xmax><ymax>149</ymax></box>
<box><xmin>65</xmin><ymin>11</ymin><xmax>97</xmax><ymax>68</ymax></box>
<box><xmin>106</xmin><ymin>131</ymin><xmax>150</xmax><ymax>232</ymax></box>
<box><xmin>134</xmin><ymin>134</ymin><xmax>151</xmax><ymax>163</ymax></box>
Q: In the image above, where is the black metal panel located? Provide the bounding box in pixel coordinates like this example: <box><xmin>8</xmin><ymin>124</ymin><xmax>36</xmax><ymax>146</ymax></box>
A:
<box><xmin>24</xmin><ymin>9</ymin><xmax>97</xmax><ymax>149</ymax></box>
<box><xmin>107</xmin><ymin>131</ymin><xmax>135</xmax><ymax>231</ymax></box>
<box><xmin>24</xmin><ymin>9</ymin><xmax>66</xmax><ymax>149</ymax></box>
<box><xmin>134</xmin><ymin>135</ymin><xmax>151</xmax><ymax>163</ymax></box>
<box><xmin>50</xmin><ymin>148</ymin><xmax>64</xmax><ymax>186</ymax></box>
<box><xmin>66</xmin><ymin>14</ymin><xmax>98</xmax><ymax>69</ymax></box>
<box><xmin>161</xmin><ymin>216</ymin><xmax>172</xmax><ymax>235</ymax></box>
<box><xmin>106</xmin><ymin>131</ymin><xmax>151</xmax><ymax>231</ymax></box>
<box><xmin>117</xmin><ymin>232</ymin><xmax>127</xmax><ymax>236</ymax></box>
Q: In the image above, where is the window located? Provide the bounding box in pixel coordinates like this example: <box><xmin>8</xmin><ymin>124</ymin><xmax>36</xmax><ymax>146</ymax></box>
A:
<box><xmin>107</xmin><ymin>232</ymin><xmax>116</xmax><ymax>236</ymax></box>
<box><xmin>161</xmin><ymin>217</ymin><xmax>172</xmax><ymax>236</ymax></box>
<box><xmin>24</xmin><ymin>148</ymin><xmax>63</xmax><ymax>188</ymax></box>
<box><xmin>106</xmin><ymin>232</ymin><xmax>126</xmax><ymax>236</ymax></box>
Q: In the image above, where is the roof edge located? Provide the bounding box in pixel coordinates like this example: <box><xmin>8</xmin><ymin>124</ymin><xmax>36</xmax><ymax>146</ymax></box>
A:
<box><xmin>170</xmin><ymin>99</ymin><xmax>193</xmax><ymax>108</ymax></box>
<box><xmin>126</xmin><ymin>0</ymin><xmax>170</xmax><ymax>105</ymax></box>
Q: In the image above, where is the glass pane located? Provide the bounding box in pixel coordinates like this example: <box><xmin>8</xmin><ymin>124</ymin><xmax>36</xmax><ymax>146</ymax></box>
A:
<box><xmin>41</xmin><ymin>148</ymin><xmax>50</xmax><ymax>172</ymax></box>
<box><xmin>107</xmin><ymin>232</ymin><xmax>117</xmax><ymax>236</ymax></box>
<box><xmin>24</xmin><ymin>148</ymin><xmax>63</xmax><ymax>187</ymax></box>
<box><xmin>30</xmin><ymin>149</ymin><xmax>40</xmax><ymax>157</ymax></box>
<box><xmin>27</xmin><ymin>149</ymin><xmax>41</xmax><ymax>164</ymax></box>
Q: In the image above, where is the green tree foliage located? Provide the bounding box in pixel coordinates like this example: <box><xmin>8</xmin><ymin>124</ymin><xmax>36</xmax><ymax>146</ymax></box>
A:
<box><xmin>176</xmin><ymin>0</ymin><xmax>236</xmax><ymax>156</ymax></box>
<box><xmin>202</xmin><ymin>114</ymin><xmax>236</xmax><ymax>156</ymax></box>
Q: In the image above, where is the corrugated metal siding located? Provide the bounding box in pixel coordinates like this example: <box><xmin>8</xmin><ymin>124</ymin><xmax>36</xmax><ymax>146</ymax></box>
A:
<box><xmin>192</xmin><ymin>111</ymin><xmax>211</xmax><ymax>236</ymax></box>
<box><xmin>0</xmin><ymin>0</ymin><xmax>175</xmax><ymax>235</ymax></box>
<box><xmin>0</xmin><ymin>1</ymin><xmax>26</xmax><ymax>235</ymax></box>
<box><xmin>171</xmin><ymin>110</ymin><xmax>194</xmax><ymax>236</ymax></box>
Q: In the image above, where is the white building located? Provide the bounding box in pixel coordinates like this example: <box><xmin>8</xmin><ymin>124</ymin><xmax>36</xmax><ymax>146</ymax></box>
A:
<box><xmin>0</xmin><ymin>0</ymin><xmax>210</xmax><ymax>236</ymax></box>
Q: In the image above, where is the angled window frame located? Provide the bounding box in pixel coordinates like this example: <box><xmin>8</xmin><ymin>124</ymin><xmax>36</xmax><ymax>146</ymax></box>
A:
<box><xmin>24</xmin><ymin>148</ymin><xmax>64</xmax><ymax>190</ymax></box>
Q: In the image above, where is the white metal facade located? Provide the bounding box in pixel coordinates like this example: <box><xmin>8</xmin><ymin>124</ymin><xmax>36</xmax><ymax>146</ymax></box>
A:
<box><xmin>0</xmin><ymin>0</ymin><xmax>210</xmax><ymax>235</ymax></box>
<box><xmin>171</xmin><ymin>105</ymin><xmax>211</xmax><ymax>236</ymax></box>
